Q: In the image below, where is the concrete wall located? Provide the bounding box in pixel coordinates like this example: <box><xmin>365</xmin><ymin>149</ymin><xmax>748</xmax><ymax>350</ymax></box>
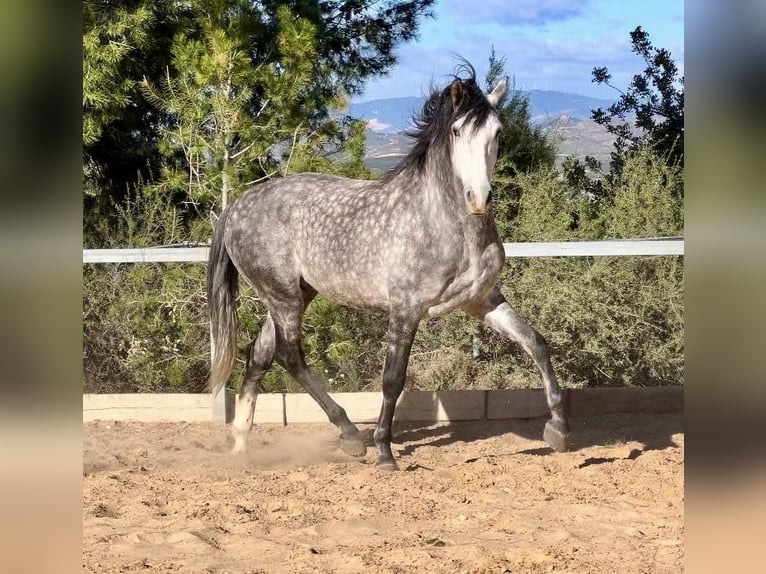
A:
<box><xmin>83</xmin><ymin>387</ymin><xmax>683</xmax><ymax>423</ymax></box>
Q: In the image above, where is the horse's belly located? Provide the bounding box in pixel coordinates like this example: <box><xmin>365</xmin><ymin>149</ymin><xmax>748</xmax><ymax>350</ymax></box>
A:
<box><xmin>302</xmin><ymin>269</ymin><xmax>390</xmax><ymax>313</ymax></box>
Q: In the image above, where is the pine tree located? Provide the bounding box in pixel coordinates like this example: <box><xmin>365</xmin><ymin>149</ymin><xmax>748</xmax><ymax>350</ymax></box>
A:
<box><xmin>484</xmin><ymin>47</ymin><xmax>557</xmax><ymax>239</ymax></box>
<box><xmin>140</xmin><ymin>3</ymin><xmax>321</xmax><ymax>212</ymax></box>
<box><xmin>82</xmin><ymin>1</ymin><xmax>157</xmax><ymax>196</ymax></box>
<box><xmin>83</xmin><ymin>0</ymin><xmax>435</xmax><ymax>243</ymax></box>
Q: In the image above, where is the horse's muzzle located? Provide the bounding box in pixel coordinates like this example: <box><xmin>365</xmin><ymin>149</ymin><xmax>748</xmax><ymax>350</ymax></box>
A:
<box><xmin>465</xmin><ymin>188</ymin><xmax>492</xmax><ymax>215</ymax></box>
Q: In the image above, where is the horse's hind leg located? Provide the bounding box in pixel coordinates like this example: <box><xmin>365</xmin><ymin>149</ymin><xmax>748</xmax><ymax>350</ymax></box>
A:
<box><xmin>272</xmin><ymin>299</ymin><xmax>366</xmax><ymax>457</ymax></box>
<box><xmin>231</xmin><ymin>314</ymin><xmax>276</xmax><ymax>454</ymax></box>
<box><xmin>466</xmin><ymin>289</ymin><xmax>569</xmax><ymax>452</ymax></box>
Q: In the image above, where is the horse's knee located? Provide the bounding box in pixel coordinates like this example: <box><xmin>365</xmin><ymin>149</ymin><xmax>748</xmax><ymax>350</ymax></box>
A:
<box><xmin>381</xmin><ymin>370</ymin><xmax>406</xmax><ymax>398</ymax></box>
<box><xmin>273</xmin><ymin>322</ymin><xmax>302</xmax><ymax>366</ymax></box>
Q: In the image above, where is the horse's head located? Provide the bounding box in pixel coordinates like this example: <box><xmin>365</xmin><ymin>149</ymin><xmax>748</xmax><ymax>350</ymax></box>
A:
<box><xmin>448</xmin><ymin>75</ymin><xmax>507</xmax><ymax>215</ymax></box>
<box><xmin>383</xmin><ymin>62</ymin><xmax>508</xmax><ymax>215</ymax></box>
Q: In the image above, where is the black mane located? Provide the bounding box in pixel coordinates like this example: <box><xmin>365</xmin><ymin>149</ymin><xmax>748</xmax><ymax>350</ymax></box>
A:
<box><xmin>383</xmin><ymin>61</ymin><xmax>494</xmax><ymax>183</ymax></box>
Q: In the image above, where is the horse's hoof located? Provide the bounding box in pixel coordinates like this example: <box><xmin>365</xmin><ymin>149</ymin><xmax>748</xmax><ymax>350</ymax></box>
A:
<box><xmin>339</xmin><ymin>435</ymin><xmax>367</xmax><ymax>458</ymax></box>
<box><xmin>543</xmin><ymin>420</ymin><xmax>569</xmax><ymax>453</ymax></box>
<box><xmin>375</xmin><ymin>458</ymin><xmax>399</xmax><ymax>471</ymax></box>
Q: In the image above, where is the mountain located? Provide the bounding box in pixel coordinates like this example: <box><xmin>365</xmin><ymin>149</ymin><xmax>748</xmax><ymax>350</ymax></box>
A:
<box><xmin>347</xmin><ymin>91</ymin><xmax>618</xmax><ymax>171</ymax></box>
<box><xmin>349</xmin><ymin>90</ymin><xmax>614</xmax><ymax>132</ymax></box>
<box><xmin>523</xmin><ymin>90</ymin><xmax>615</xmax><ymax>124</ymax></box>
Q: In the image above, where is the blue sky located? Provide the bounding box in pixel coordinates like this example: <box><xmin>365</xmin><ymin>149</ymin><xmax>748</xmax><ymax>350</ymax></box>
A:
<box><xmin>355</xmin><ymin>0</ymin><xmax>684</xmax><ymax>102</ymax></box>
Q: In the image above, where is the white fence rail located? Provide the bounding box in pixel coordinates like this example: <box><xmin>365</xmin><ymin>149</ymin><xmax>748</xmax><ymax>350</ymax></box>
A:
<box><xmin>83</xmin><ymin>238</ymin><xmax>684</xmax><ymax>264</ymax></box>
<box><xmin>82</xmin><ymin>238</ymin><xmax>684</xmax><ymax>423</ymax></box>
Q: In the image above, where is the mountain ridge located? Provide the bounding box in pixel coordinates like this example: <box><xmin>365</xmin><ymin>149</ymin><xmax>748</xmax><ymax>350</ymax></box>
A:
<box><xmin>346</xmin><ymin>91</ymin><xmax>619</xmax><ymax>172</ymax></box>
<box><xmin>349</xmin><ymin>90</ymin><xmax>616</xmax><ymax>133</ymax></box>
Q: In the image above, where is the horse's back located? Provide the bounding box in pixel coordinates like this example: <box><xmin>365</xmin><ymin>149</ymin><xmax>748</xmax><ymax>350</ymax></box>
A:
<box><xmin>224</xmin><ymin>173</ymin><xmax>393</xmax><ymax>308</ymax></box>
<box><xmin>232</xmin><ymin>172</ymin><xmax>371</xmax><ymax>218</ymax></box>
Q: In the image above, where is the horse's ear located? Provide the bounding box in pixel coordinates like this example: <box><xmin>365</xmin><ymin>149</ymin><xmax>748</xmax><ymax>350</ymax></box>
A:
<box><xmin>487</xmin><ymin>76</ymin><xmax>509</xmax><ymax>108</ymax></box>
<box><xmin>450</xmin><ymin>79</ymin><xmax>464</xmax><ymax>110</ymax></box>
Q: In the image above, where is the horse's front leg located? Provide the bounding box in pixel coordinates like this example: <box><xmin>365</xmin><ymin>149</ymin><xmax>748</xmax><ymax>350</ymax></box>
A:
<box><xmin>466</xmin><ymin>289</ymin><xmax>569</xmax><ymax>451</ymax></box>
<box><xmin>374</xmin><ymin>312</ymin><xmax>419</xmax><ymax>470</ymax></box>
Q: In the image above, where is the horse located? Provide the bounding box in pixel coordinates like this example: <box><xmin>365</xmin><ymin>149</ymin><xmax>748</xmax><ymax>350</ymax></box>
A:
<box><xmin>207</xmin><ymin>62</ymin><xmax>569</xmax><ymax>470</ymax></box>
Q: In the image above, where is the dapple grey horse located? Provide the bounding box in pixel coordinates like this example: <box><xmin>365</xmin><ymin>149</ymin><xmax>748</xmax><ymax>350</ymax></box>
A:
<box><xmin>207</xmin><ymin>63</ymin><xmax>569</xmax><ymax>469</ymax></box>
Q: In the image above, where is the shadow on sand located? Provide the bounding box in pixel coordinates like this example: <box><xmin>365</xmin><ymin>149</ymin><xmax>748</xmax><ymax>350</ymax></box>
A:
<box><xmin>366</xmin><ymin>411</ymin><xmax>684</xmax><ymax>467</ymax></box>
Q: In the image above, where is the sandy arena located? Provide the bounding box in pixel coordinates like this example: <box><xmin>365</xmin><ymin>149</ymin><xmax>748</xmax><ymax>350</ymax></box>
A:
<box><xmin>83</xmin><ymin>414</ymin><xmax>683</xmax><ymax>573</ymax></box>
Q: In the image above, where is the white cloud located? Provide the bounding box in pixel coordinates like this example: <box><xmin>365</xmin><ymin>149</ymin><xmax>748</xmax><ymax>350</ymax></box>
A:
<box><xmin>439</xmin><ymin>0</ymin><xmax>593</xmax><ymax>26</ymax></box>
<box><xmin>355</xmin><ymin>1</ymin><xmax>683</xmax><ymax>102</ymax></box>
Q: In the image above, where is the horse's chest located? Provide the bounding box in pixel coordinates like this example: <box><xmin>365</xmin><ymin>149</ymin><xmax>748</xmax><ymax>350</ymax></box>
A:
<box><xmin>463</xmin><ymin>243</ymin><xmax>504</xmax><ymax>294</ymax></box>
<box><xmin>427</xmin><ymin>242</ymin><xmax>504</xmax><ymax>317</ymax></box>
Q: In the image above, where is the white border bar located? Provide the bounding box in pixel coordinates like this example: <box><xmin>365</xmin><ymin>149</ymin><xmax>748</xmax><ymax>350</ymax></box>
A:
<box><xmin>503</xmin><ymin>239</ymin><xmax>683</xmax><ymax>257</ymax></box>
<box><xmin>83</xmin><ymin>247</ymin><xmax>209</xmax><ymax>263</ymax></box>
<box><xmin>82</xmin><ymin>239</ymin><xmax>684</xmax><ymax>264</ymax></box>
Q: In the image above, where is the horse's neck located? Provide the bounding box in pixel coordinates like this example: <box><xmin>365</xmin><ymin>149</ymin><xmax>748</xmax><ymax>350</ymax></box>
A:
<box><xmin>418</xmin><ymin>154</ymin><xmax>462</xmax><ymax>218</ymax></box>
<box><xmin>461</xmin><ymin>209</ymin><xmax>501</xmax><ymax>259</ymax></box>
<box><xmin>415</xmin><ymin>161</ymin><xmax>499</xmax><ymax>249</ymax></box>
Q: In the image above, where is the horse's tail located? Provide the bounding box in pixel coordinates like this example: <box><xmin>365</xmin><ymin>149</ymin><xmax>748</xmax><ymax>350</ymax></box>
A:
<box><xmin>207</xmin><ymin>206</ymin><xmax>239</xmax><ymax>394</ymax></box>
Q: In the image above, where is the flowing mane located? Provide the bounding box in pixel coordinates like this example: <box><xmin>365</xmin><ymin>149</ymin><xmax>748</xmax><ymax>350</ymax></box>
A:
<box><xmin>383</xmin><ymin>61</ymin><xmax>495</xmax><ymax>183</ymax></box>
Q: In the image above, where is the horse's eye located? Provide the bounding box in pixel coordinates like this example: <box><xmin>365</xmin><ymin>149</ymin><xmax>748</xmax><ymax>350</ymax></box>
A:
<box><xmin>452</xmin><ymin>126</ymin><xmax>460</xmax><ymax>137</ymax></box>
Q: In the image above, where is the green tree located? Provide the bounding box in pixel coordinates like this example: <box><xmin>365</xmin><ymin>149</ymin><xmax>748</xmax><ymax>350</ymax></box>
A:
<box><xmin>83</xmin><ymin>2</ymin><xmax>153</xmax><ymax>149</ymax></box>
<box><xmin>83</xmin><ymin>1</ymin><xmax>197</xmax><ymax>242</ymax></box>
<box><xmin>288</xmin><ymin>118</ymin><xmax>374</xmax><ymax>179</ymax></box>
<box><xmin>483</xmin><ymin>47</ymin><xmax>557</xmax><ymax>239</ymax></box>
<box><xmin>82</xmin><ymin>0</ymin><xmax>436</xmax><ymax>245</ymax></box>
<box><xmin>486</xmin><ymin>47</ymin><xmax>556</xmax><ymax>178</ymax></box>
<box><xmin>561</xmin><ymin>154</ymin><xmax>605</xmax><ymax>201</ymax></box>
<box><xmin>591</xmin><ymin>26</ymin><xmax>684</xmax><ymax>177</ymax></box>
<box><xmin>141</xmin><ymin>3</ymin><xmax>326</xmax><ymax>216</ymax></box>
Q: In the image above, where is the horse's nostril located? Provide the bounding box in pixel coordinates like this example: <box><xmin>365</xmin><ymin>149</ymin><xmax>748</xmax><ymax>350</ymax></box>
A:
<box><xmin>466</xmin><ymin>190</ymin><xmax>475</xmax><ymax>203</ymax></box>
<box><xmin>487</xmin><ymin>189</ymin><xmax>493</xmax><ymax>204</ymax></box>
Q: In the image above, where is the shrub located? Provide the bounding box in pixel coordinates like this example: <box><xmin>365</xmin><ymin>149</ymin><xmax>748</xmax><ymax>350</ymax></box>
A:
<box><xmin>83</xmin><ymin>149</ymin><xmax>683</xmax><ymax>393</ymax></box>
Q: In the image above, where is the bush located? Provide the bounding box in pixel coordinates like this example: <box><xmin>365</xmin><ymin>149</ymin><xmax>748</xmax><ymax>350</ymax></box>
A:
<box><xmin>83</xmin><ymin>148</ymin><xmax>683</xmax><ymax>393</ymax></box>
<box><xmin>83</xmin><ymin>262</ymin><xmax>209</xmax><ymax>392</ymax></box>
<box><xmin>492</xmin><ymin>148</ymin><xmax>684</xmax><ymax>387</ymax></box>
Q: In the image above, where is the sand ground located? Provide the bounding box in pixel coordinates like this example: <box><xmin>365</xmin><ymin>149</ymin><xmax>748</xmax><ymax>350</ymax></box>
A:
<box><xmin>83</xmin><ymin>414</ymin><xmax>684</xmax><ymax>573</ymax></box>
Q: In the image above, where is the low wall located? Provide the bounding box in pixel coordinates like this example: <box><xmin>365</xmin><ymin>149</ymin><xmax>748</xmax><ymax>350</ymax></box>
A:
<box><xmin>83</xmin><ymin>387</ymin><xmax>683</xmax><ymax>423</ymax></box>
